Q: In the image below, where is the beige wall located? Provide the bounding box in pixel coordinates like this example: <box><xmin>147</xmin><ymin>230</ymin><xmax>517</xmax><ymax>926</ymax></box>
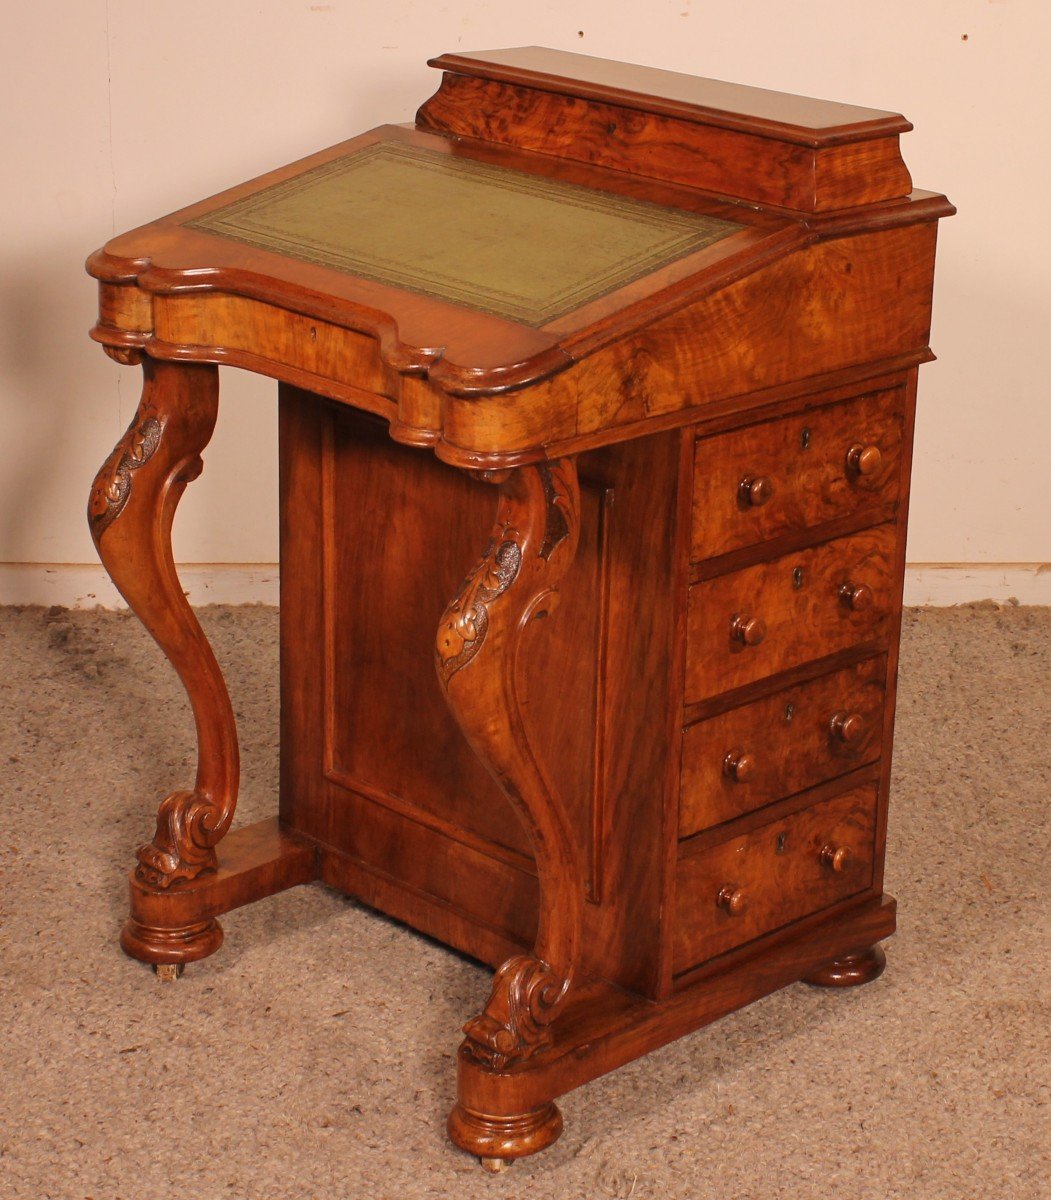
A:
<box><xmin>2</xmin><ymin>1</ymin><xmax>1047</xmax><ymax>589</ymax></box>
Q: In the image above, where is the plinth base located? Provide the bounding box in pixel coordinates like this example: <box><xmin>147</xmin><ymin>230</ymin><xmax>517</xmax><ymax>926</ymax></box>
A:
<box><xmin>120</xmin><ymin>818</ymin><xmax>317</xmax><ymax>966</ymax></box>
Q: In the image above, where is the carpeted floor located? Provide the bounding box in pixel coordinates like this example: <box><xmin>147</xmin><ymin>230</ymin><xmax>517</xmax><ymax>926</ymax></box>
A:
<box><xmin>1</xmin><ymin>603</ymin><xmax>1048</xmax><ymax>1200</ymax></box>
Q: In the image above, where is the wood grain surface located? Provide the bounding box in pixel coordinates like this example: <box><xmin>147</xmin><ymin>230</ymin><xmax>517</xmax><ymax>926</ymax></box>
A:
<box><xmin>85</xmin><ymin>49</ymin><xmax>952</xmax><ymax>1166</ymax></box>
<box><xmin>674</xmin><ymin>784</ymin><xmax>878</xmax><ymax>972</ymax></box>
<box><xmin>686</xmin><ymin>524</ymin><xmax>898</xmax><ymax>701</ymax></box>
<box><xmin>690</xmin><ymin>386</ymin><xmax>905</xmax><ymax>561</ymax></box>
<box><xmin>418</xmin><ymin>72</ymin><xmax>912</xmax><ymax>210</ymax></box>
<box><xmin>680</xmin><ymin>656</ymin><xmax>887</xmax><ymax>836</ymax></box>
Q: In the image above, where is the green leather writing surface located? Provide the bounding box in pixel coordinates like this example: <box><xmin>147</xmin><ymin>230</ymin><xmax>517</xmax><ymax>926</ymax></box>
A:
<box><xmin>186</xmin><ymin>142</ymin><xmax>742</xmax><ymax>326</ymax></box>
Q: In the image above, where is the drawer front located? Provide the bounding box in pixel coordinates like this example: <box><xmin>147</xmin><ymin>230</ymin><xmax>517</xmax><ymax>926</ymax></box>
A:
<box><xmin>680</xmin><ymin>657</ymin><xmax>886</xmax><ymax>837</ymax></box>
<box><xmin>690</xmin><ymin>388</ymin><xmax>904</xmax><ymax>562</ymax></box>
<box><xmin>686</xmin><ymin>523</ymin><xmax>897</xmax><ymax>702</ymax></box>
<box><xmin>674</xmin><ymin>784</ymin><xmax>877</xmax><ymax>973</ymax></box>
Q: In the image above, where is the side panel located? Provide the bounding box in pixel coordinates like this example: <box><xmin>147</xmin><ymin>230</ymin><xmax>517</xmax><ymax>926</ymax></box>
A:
<box><xmin>279</xmin><ymin>389</ymin><xmax>679</xmax><ymax>994</ymax></box>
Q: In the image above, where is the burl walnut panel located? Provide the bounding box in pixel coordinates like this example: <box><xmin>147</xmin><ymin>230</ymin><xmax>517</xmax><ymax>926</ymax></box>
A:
<box><xmin>438</xmin><ymin>224</ymin><xmax>939</xmax><ymax>459</ymax></box>
<box><xmin>674</xmin><ymin>783</ymin><xmax>878</xmax><ymax>973</ymax></box>
<box><xmin>690</xmin><ymin>387</ymin><xmax>905</xmax><ymax>562</ymax></box>
<box><xmin>279</xmin><ymin>388</ymin><xmax>682</xmax><ymax>996</ymax></box>
<box><xmin>417</xmin><ymin>51</ymin><xmax>913</xmax><ymax>212</ymax></box>
<box><xmin>680</xmin><ymin>656</ymin><xmax>887</xmax><ymax>836</ymax></box>
<box><xmin>685</xmin><ymin>523</ymin><xmax>898</xmax><ymax>702</ymax></box>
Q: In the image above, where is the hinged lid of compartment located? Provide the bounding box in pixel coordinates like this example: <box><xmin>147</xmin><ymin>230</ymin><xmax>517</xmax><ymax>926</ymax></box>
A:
<box><xmin>419</xmin><ymin>47</ymin><xmax>915</xmax><ymax>212</ymax></box>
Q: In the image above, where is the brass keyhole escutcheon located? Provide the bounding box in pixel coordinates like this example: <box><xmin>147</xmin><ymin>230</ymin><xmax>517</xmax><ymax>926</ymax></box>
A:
<box><xmin>792</xmin><ymin>566</ymin><xmax>805</xmax><ymax>589</ymax></box>
<box><xmin>775</xmin><ymin>832</ymin><xmax>788</xmax><ymax>855</ymax></box>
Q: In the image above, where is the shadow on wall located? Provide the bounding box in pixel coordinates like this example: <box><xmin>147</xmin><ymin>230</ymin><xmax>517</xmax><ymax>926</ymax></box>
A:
<box><xmin>0</xmin><ymin>240</ymin><xmax>281</xmax><ymax>575</ymax></box>
<box><xmin>0</xmin><ymin>240</ymin><xmax>123</xmax><ymax>567</ymax></box>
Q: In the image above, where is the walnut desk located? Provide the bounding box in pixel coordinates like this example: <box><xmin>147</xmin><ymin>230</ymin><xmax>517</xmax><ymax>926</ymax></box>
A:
<box><xmin>86</xmin><ymin>48</ymin><xmax>953</xmax><ymax>1168</ymax></box>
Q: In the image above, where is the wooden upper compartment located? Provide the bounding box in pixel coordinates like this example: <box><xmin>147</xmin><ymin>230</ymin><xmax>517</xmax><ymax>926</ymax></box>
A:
<box><xmin>418</xmin><ymin>47</ymin><xmax>915</xmax><ymax>212</ymax></box>
<box><xmin>425</xmin><ymin>47</ymin><xmax>911</xmax><ymax>144</ymax></box>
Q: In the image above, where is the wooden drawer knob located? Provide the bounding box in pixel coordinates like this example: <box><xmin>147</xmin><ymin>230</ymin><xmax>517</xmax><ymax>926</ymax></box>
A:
<box><xmin>738</xmin><ymin>475</ymin><xmax>774</xmax><ymax>507</ymax></box>
<box><xmin>723</xmin><ymin>750</ymin><xmax>756</xmax><ymax>782</ymax></box>
<box><xmin>730</xmin><ymin>613</ymin><xmax>767</xmax><ymax>646</ymax></box>
<box><xmin>829</xmin><ymin>711</ymin><xmax>866</xmax><ymax>744</ymax></box>
<box><xmin>846</xmin><ymin>444</ymin><xmax>883</xmax><ymax>477</ymax></box>
<box><xmin>838</xmin><ymin>581</ymin><xmax>874</xmax><ymax>611</ymax></box>
<box><xmin>820</xmin><ymin>843</ymin><xmax>852</xmax><ymax>873</ymax></box>
<box><xmin>717</xmin><ymin>885</ymin><xmax>747</xmax><ymax>916</ymax></box>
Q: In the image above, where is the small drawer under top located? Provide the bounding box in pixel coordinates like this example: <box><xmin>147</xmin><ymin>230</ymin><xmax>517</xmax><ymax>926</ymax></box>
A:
<box><xmin>685</xmin><ymin>522</ymin><xmax>897</xmax><ymax>703</ymax></box>
<box><xmin>673</xmin><ymin>783</ymin><xmax>877</xmax><ymax>975</ymax></box>
<box><xmin>690</xmin><ymin>388</ymin><xmax>904</xmax><ymax>563</ymax></box>
<box><xmin>680</xmin><ymin>656</ymin><xmax>886</xmax><ymax>838</ymax></box>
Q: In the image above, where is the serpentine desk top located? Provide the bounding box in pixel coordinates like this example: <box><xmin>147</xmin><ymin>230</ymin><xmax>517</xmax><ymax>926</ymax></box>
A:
<box><xmin>87</xmin><ymin>48</ymin><xmax>952</xmax><ymax>468</ymax></box>
<box><xmin>89</xmin><ymin>125</ymin><xmax>786</xmax><ymax>379</ymax></box>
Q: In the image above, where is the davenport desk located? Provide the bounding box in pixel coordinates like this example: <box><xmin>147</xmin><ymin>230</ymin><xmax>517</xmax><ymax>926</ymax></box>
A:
<box><xmin>86</xmin><ymin>48</ymin><xmax>953</xmax><ymax>1168</ymax></box>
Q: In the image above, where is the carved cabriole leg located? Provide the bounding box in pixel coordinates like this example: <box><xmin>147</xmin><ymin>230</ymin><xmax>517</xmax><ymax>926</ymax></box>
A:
<box><xmin>89</xmin><ymin>357</ymin><xmax>238</xmax><ymax>963</ymax></box>
<box><xmin>435</xmin><ymin>459</ymin><xmax>583</xmax><ymax>1163</ymax></box>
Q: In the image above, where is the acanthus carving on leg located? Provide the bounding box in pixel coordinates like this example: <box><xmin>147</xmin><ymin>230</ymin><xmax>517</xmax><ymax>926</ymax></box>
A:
<box><xmin>436</xmin><ymin>535</ymin><xmax>521</xmax><ymax>680</ymax></box>
<box><xmin>88</xmin><ymin>405</ymin><xmax>163</xmax><ymax>536</ymax></box>
<box><xmin>89</xmin><ymin>358</ymin><xmax>239</xmax><ymax>889</ymax></box>
<box><xmin>436</xmin><ymin>460</ymin><xmax>582</xmax><ymax>1070</ymax></box>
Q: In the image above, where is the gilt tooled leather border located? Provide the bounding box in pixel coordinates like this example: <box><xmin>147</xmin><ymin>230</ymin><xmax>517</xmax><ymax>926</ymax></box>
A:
<box><xmin>185</xmin><ymin>141</ymin><xmax>742</xmax><ymax>327</ymax></box>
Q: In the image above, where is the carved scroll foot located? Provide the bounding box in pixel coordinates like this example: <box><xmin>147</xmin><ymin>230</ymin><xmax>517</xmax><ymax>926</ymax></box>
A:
<box><xmin>461</xmin><ymin>954</ymin><xmax>569</xmax><ymax>1069</ymax></box>
<box><xmin>436</xmin><ymin>460</ymin><xmax>584</xmax><ymax>1074</ymax></box>
<box><xmin>89</xmin><ymin>359</ymin><xmax>239</xmax><ymax>894</ymax></box>
<box><xmin>134</xmin><ymin>789</ymin><xmax>225</xmax><ymax>888</ymax></box>
<box><xmin>804</xmin><ymin>943</ymin><xmax>887</xmax><ymax>988</ymax></box>
<box><xmin>448</xmin><ymin>1100</ymin><xmax>563</xmax><ymax>1165</ymax></box>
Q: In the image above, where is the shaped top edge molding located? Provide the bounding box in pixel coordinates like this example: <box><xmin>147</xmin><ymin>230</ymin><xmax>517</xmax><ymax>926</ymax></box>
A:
<box><xmin>426</xmin><ymin>47</ymin><xmax>913</xmax><ymax>148</ymax></box>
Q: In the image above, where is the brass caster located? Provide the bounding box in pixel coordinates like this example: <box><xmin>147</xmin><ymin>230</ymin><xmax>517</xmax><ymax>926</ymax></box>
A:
<box><xmin>480</xmin><ymin>1157</ymin><xmax>511</xmax><ymax>1173</ymax></box>
<box><xmin>153</xmin><ymin>962</ymin><xmax>185</xmax><ymax>983</ymax></box>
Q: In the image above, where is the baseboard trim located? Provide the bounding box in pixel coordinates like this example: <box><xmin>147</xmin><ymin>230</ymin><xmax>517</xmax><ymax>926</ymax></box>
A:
<box><xmin>901</xmin><ymin>564</ymin><xmax>1050</xmax><ymax>607</ymax></box>
<box><xmin>1</xmin><ymin>562</ymin><xmax>1047</xmax><ymax>609</ymax></box>
<box><xmin>0</xmin><ymin>563</ymin><xmax>280</xmax><ymax>609</ymax></box>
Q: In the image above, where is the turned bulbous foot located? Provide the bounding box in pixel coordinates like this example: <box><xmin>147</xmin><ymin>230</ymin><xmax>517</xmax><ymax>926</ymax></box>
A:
<box><xmin>804</xmin><ymin>943</ymin><xmax>886</xmax><ymax>988</ymax></box>
<box><xmin>120</xmin><ymin>916</ymin><xmax>224</xmax><ymax>966</ymax></box>
<box><xmin>448</xmin><ymin>1101</ymin><xmax>563</xmax><ymax>1165</ymax></box>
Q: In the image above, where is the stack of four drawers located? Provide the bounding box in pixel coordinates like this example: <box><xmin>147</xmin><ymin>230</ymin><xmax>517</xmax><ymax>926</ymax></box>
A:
<box><xmin>674</xmin><ymin>383</ymin><xmax>909</xmax><ymax>979</ymax></box>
